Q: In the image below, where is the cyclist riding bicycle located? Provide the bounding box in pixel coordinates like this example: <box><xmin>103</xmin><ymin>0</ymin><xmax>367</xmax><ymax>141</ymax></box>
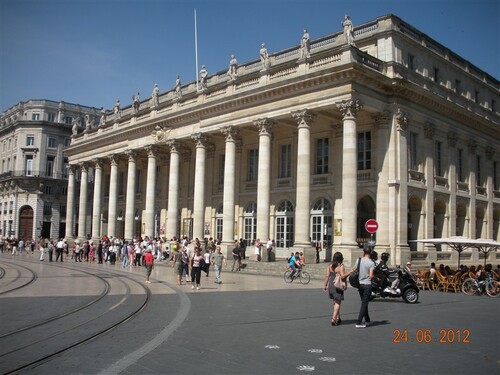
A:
<box><xmin>288</xmin><ymin>251</ymin><xmax>302</xmax><ymax>279</ymax></box>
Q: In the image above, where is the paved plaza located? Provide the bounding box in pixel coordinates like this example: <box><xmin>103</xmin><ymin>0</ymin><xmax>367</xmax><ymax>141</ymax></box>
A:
<box><xmin>0</xmin><ymin>253</ymin><xmax>498</xmax><ymax>374</ymax></box>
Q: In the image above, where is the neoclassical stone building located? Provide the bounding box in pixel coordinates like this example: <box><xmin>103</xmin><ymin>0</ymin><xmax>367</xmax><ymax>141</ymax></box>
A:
<box><xmin>64</xmin><ymin>14</ymin><xmax>500</xmax><ymax>266</ymax></box>
<box><xmin>0</xmin><ymin>100</ymin><xmax>100</xmax><ymax>240</ymax></box>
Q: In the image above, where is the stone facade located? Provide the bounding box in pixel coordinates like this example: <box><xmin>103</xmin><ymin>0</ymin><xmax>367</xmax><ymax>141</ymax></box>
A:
<box><xmin>63</xmin><ymin>15</ymin><xmax>499</xmax><ymax>266</ymax></box>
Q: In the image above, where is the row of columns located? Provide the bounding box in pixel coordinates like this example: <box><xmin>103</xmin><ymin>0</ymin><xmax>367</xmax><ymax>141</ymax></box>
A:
<box><xmin>65</xmin><ymin>101</ymin><xmax>363</xmax><ymax>254</ymax></box>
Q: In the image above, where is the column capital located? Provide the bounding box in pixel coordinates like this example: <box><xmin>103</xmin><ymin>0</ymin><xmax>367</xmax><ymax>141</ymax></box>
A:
<box><xmin>292</xmin><ymin>109</ymin><xmax>313</xmax><ymax>127</ymax></box>
<box><xmin>485</xmin><ymin>146</ymin><xmax>495</xmax><ymax>160</ymax></box>
<box><xmin>124</xmin><ymin>149</ymin><xmax>137</xmax><ymax>162</ymax></box>
<box><xmin>221</xmin><ymin>126</ymin><xmax>239</xmax><ymax>142</ymax></box>
<box><xmin>336</xmin><ymin>99</ymin><xmax>362</xmax><ymax>119</ymax></box>
<box><xmin>68</xmin><ymin>164</ymin><xmax>77</xmax><ymax>174</ymax></box>
<box><xmin>253</xmin><ymin>118</ymin><xmax>274</xmax><ymax>136</ymax></box>
<box><xmin>166</xmin><ymin>138</ymin><xmax>182</xmax><ymax>153</ymax></box>
<box><xmin>151</xmin><ymin>125</ymin><xmax>171</xmax><ymax>143</ymax></box>
<box><xmin>108</xmin><ymin>154</ymin><xmax>119</xmax><ymax>166</ymax></box>
<box><xmin>467</xmin><ymin>139</ymin><xmax>477</xmax><ymax>155</ymax></box>
<box><xmin>93</xmin><ymin>158</ymin><xmax>103</xmax><ymax>169</ymax></box>
<box><xmin>423</xmin><ymin>122</ymin><xmax>435</xmax><ymax>140</ymax></box>
<box><xmin>447</xmin><ymin>131</ymin><xmax>458</xmax><ymax>148</ymax></box>
<box><xmin>79</xmin><ymin>162</ymin><xmax>89</xmax><ymax>172</ymax></box>
<box><xmin>191</xmin><ymin>132</ymin><xmax>209</xmax><ymax>148</ymax></box>
<box><xmin>144</xmin><ymin>145</ymin><xmax>158</xmax><ymax>157</ymax></box>
<box><xmin>395</xmin><ymin>108</ymin><xmax>409</xmax><ymax>132</ymax></box>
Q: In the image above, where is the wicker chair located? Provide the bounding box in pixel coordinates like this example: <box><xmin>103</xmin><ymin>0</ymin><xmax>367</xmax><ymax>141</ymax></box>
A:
<box><xmin>435</xmin><ymin>271</ymin><xmax>452</xmax><ymax>292</ymax></box>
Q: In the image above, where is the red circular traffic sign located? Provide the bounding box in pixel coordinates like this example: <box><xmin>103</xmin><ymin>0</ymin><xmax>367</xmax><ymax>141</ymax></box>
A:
<box><xmin>365</xmin><ymin>219</ymin><xmax>379</xmax><ymax>234</ymax></box>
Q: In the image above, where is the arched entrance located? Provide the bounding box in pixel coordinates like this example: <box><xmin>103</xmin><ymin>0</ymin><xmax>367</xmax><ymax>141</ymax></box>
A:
<box><xmin>408</xmin><ymin>195</ymin><xmax>422</xmax><ymax>251</ymax></box>
<box><xmin>18</xmin><ymin>206</ymin><xmax>34</xmax><ymax>240</ymax></box>
<box><xmin>275</xmin><ymin>200</ymin><xmax>294</xmax><ymax>253</ymax></box>
<box><xmin>357</xmin><ymin>195</ymin><xmax>376</xmax><ymax>243</ymax></box>
<box><xmin>310</xmin><ymin>197</ymin><xmax>333</xmax><ymax>260</ymax></box>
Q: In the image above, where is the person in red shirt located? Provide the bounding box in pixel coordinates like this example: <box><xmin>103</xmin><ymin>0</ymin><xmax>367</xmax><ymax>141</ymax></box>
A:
<box><xmin>144</xmin><ymin>249</ymin><xmax>154</xmax><ymax>284</ymax></box>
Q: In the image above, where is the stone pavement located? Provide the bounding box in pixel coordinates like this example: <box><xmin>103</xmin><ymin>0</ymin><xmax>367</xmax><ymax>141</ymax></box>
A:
<box><xmin>1</xmin><ymin>253</ymin><xmax>498</xmax><ymax>374</ymax></box>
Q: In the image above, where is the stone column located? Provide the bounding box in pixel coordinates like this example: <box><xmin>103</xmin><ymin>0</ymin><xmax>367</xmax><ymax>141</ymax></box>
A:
<box><xmin>107</xmin><ymin>155</ymin><xmax>118</xmax><ymax>238</ymax></box>
<box><xmin>373</xmin><ymin>111</ymin><xmax>391</xmax><ymax>252</ymax></box>
<box><xmin>254</xmin><ymin>118</ymin><xmax>273</xmax><ymax>243</ymax></box>
<box><xmin>336</xmin><ymin>100</ymin><xmax>362</xmax><ymax>246</ymax></box>
<box><xmin>423</xmin><ymin>122</ymin><xmax>435</xmax><ymax>241</ymax></box>
<box><xmin>124</xmin><ymin>150</ymin><xmax>137</xmax><ymax>240</ymax></box>
<box><xmin>485</xmin><ymin>146</ymin><xmax>495</xmax><ymax>239</ymax></box>
<box><xmin>468</xmin><ymin>140</ymin><xmax>477</xmax><ymax>239</ymax></box>
<box><xmin>221</xmin><ymin>126</ymin><xmax>238</xmax><ymax>246</ymax></box>
<box><xmin>447</xmin><ymin>132</ymin><xmax>458</xmax><ymax>237</ymax></box>
<box><xmin>394</xmin><ymin>108</ymin><xmax>410</xmax><ymax>265</ymax></box>
<box><xmin>191</xmin><ymin>133</ymin><xmax>208</xmax><ymax>241</ymax></box>
<box><xmin>166</xmin><ymin>139</ymin><xmax>181</xmax><ymax>238</ymax></box>
<box><xmin>291</xmin><ymin>109</ymin><xmax>312</xmax><ymax>246</ymax></box>
<box><xmin>91</xmin><ymin>159</ymin><xmax>103</xmax><ymax>241</ymax></box>
<box><xmin>77</xmin><ymin>162</ymin><xmax>89</xmax><ymax>240</ymax></box>
<box><xmin>144</xmin><ymin>146</ymin><xmax>157</xmax><ymax>239</ymax></box>
<box><xmin>65</xmin><ymin>165</ymin><xmax>76</xmax><ymax>239</ymax></box>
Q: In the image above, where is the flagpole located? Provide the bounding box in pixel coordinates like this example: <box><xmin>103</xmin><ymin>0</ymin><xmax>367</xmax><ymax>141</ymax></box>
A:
<box><xmin>194</xmin><ymin>8</ymin><xmax>199</xmax><ymax>92</ymax></box>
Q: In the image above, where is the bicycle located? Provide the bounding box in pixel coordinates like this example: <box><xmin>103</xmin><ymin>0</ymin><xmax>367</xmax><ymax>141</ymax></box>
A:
<box><xmin>461</xmin><ymin>275</ymin><xmax>499</xmax><ymax>298</ymax></box>
<box><xmin>284</xmin><ymin>267</ymin><xmax>310</xmax><ymax>285</ymax></box>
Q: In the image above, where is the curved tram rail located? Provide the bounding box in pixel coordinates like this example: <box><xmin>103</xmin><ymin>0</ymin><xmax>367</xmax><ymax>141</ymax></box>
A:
<box><xmin>0</xmin><ymin>258</ymin><xmax>152</xmax><ymax>374</ymax></box>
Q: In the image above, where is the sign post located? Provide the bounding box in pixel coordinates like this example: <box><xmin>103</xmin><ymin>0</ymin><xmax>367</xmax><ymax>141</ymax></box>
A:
<box><xmin>365</xmin><ymin>219</ymin><xmax>379</xmax><ymax>244</ymax></box>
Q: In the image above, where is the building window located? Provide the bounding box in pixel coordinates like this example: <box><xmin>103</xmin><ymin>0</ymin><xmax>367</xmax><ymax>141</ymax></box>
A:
<box><xmin>135</xmin><ymin>169</ymin><xmax>142</xmax><ymax>194</ymax></box>
<box><xmin>457</xmin><ymin>149</ymin><xmax>464</xmax><ymax>182</ymax></box>
<box><xmin>279</xmin><ymin>144</ymin><xmax>292</xmax><ymax>178</ymax></box>
<box><xmin>494</xmin><ymin>161</ymin><xmax>498</xmax><ymax>190</ymax></box>
<box><xmin>243</xmin><ymin>202</ymin><xmax>257</xmax><ymax>244</ymax></box>
<box><xmin>118</xmin><ymin>172</ymin><xmax>125</xmax><ymax>195</ymax></box>
<box><xmin>409</xmin><ymin>132</ymin><xmax>418</xmax><ymax>170</ymax></box>
<box><xmin>26</xmin><ymin>135</ymin><xmax>35</xmax><ymax>146</ymax></box>
<box><xmin>476</xmin><ymin>155</ymin><xmax>481</xmax><ymax>186</ymax></box>
<box><xmin>64</xmin><ymin>138</ymin><xmax>71</xmax><ymax>147</ymax></box>
<box><xmin>32</xmin><ymin>113</ymin><xmax>40</xmax><ymax>120</ymax></box>
<box><xmin>60</xmin><ymin>205</ymin><xmax>67</xmax><ymax>218</ymax></box>
<box><xmin>247</xmin><ymin>149</ymin><xmax>259</xmax><ymax>181</ymax></box>
<box><xmin>215</xmin><ymin>205</ymin><xmax>223</xmax><ymax>242</ymax></box>
<box><xmin>43</xmin><ymin>202</ymin><xmax>52</xmax><ymax>215</ymax></box>
<box><xmin>474</xmin><ymin>90</ymin><xmax>479</xmax><ymax>103</ymax></box>
<box><xmin>64</xmin><ymin>116</ymin><xmax>73</xmax><ymax>124</ymax></box>
<box><xmin>433</xmin><ymin>67</ymin><xmax>439</xmax><ymax>83</ymax></box>
<box><xmin>62</xmin><ymin>159</ymin><xmax>69</xmax><ymax>179</ymax></box>
<box><xmin>357</xmin><ymin>132</ymin><xmax>371</xmax><ymax>170</ymax></box>
<box><xmin>25</xmin><ymin>155</ymin><xmax>34</xmax><ymax>176</ymax></box>
<box><xmin>47</xmin><ymin>137</ymin><xmax>57</xmax><ymax>148</ymax></box>
<box><xmin>9</xmin><ymin>201</ymin><xmax>13</xmax><ymax>214</ymax></box>
<box><xmin>46</xmin><ymin>156</ymin><xmax>55</xmax><ymax>178</ymax></box>
<box><xmin>455</xmin><ymin>79</ymin><xmax>461</xmax><ymax>95</ymax></box>
<box><xmin>275</xmin><ymin>200</ymin><xmax>294</xmax><ymax>248</ymax></box>
<box><xmin>48</xmin><ymin>113</ymin><xmax>56</xmax><ymax>122</ymax></box>
<box><xmin>408</xmin><ymin>53</ymin><xmax>415</xmax><ymax>70</ymax></box>
<box><xmin>218</xmin><ymin>155</ymin><xmax>225</xmax><ymax>185</ymax></box>
<box><xmin>315</xmin><ymin>138</ymin><xmax>329</xmax><ymax>175</ymax></box>
<box><xmin>491</xmin><ymin>100</ymin><xmax>496</xmax><ymax>112</ymax></box>
<box><xmin>44</xmin><ymin>185</ymin><xmax>53</xmax><ymax>194</ymax></box>
<box><xmin>435</xmin><ymin>141</ymin><xmax>443</xmax><ymax>177</ymax></box>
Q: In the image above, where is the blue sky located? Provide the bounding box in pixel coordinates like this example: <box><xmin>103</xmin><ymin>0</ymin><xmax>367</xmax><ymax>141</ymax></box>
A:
<box><xmin>1</xmin><ymin>0</ymin><xmax>498</xmax><ymax>112</ymax></box>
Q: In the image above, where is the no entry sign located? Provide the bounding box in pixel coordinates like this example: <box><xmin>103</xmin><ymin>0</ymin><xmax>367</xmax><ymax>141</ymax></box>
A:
<box><xmin>365</xmin><ymin>219</ymin><xmax>379</xmax><ymax>234</ymax></box>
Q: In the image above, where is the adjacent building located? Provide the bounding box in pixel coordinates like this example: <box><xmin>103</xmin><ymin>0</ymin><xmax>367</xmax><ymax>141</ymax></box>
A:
<box><xmin>0</xmin><ymin>100</ymin><xmax>100</xmax><ymax>241</ymax></box>
<box><xmin>61</xmin><ymin>14</ymin><xmax>499</xmax><ymax>265</ymax></box>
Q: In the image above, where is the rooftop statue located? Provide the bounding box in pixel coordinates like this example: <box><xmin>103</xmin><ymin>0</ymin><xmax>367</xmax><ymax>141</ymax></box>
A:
<box><xmin>227</xmin><ymin>54</ymin><xmax>238</xmax><ymax>80</ymax></box>
<box><xmin>300</xmin><ymin>28</ymin><xmax>310</xmax><ymax>59</ymax></box>
<box><xmin>113</xmin><ymin>100</ymin><xmax>121</xmax><ymax>120</ymax></box>
<box><xmin>260</xmin><ymin>43</ymin><xmax>271</xmax><ymax>69</ymax></box>
<box><xmin>99</xmin><ymin>107</ymin><xmax>106</xmax><ymax>126</ymax></box>
<box><xmin>342</xmin><ymin>15</ymin><xmax>355</xmax><ymax>46</ymax></box>
<box><xmin>132</xmin><ymin>92</ymin><xmax>140</xmax><ymax>114</ymax></box>
<box><xmin>174</xmin><ymin>75</ymin><xmax>182</xmax><ymax>100</ymax></box>
<box><xmin>199</xmin><ymin>65</ymin><xmax>208</xmax><ymax>91</ymax></box>
<box><xmin>151</xmin><ymin>84</ymin><xmax>160</xmax><ymax>108</ymax></box>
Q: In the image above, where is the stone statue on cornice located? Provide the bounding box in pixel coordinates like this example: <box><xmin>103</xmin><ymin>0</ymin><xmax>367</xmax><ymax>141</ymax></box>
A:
<box><xmin>260</xmin><ymin>43</ymin><xmax>270</xmax><ymax>69</ymax></box>
<box><xmin>151</xmin><ymin>84</ymin><xmax>160</xmax><ymax>108</ymax></box>
<box><xmin>342</xmin><ymin>15</ymin><xmax>355</xmax><ymax>46</ymax></box>
<box><xmin>174</xmin><ymin>75</ymin><xmax>182</xmax><ymax>100</ymax></box>
<box><xmin>199</xmin><ymin>65</ymin><xmax>208</xmax><ymax>91</ymax></box>
<box><xmin>227</xmin><ymin>55</ymin><xmax>238</xmax><ymax>80</ymax></box>
<box><xmin>300</xmin><ymin>28</ymin><xmax>311</xmax><ymax>59</ymax></box>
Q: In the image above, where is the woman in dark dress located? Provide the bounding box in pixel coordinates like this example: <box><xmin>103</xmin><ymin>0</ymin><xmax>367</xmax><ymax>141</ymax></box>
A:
<box><xmin>323</xmin><ymin>252</ymin><xmax>352</xmax><ymax>325</ymax></box>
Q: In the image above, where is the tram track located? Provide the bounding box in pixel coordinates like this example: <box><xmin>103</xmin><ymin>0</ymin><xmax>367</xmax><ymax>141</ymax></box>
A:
<box><xmin>0</xmin><ymin>258</ymin><xmax>152</xmax><ymax>375</ymax></box>
<box><xmin>0</xmin><ymin>261</ymin><xmax>37</xmax><ymax>295</ymax></box>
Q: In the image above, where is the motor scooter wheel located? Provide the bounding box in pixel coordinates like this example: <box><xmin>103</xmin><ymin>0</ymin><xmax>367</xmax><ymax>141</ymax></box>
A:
<box><xmin>403</xmin><ymin>288</ymin><xmax>419</xmax><ymax>304</ymax></box>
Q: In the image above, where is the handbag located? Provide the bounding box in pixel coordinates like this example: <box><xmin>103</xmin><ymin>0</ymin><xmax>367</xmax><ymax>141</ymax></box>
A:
<box><xmin>348</xmin><ymin>257</ymin><xmax>361</xmax><ymax>288</ymax></box>
<box><xmin>334</xmin><ymin>272</ymin><xmax>347</xmax><ymax>291</ymax></box>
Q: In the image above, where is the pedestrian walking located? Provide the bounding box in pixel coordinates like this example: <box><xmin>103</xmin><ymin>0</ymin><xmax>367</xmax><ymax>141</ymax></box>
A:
<box><xmin>190</xmin><ymin>247</ymin><xmax>204</xmax><ymax>290</ymax></box>
<box><xmin>211</xmin><ymin>245</ymin><xmax>227</xmax><ymax>284</ymax></box>
<box><xmin>38</xmin><ymin>237</ymin><xmax>46</xmax><ymax>261</ymax></box>
<box><xmin>203</xmin><ymin>248</ymin><xmax>211</xmax><ymax>276</ymax></box>
<box><xmin>231</xmin><ymin>240</ymin><xmax>242</xmax><ymax>271</ymax></box>
<box><xmin>171</xmin><ymin>246</ymin><xmax>183</xmax><ymax>286</ymax></box>
<box><xmin>354</xmin><ymin>245</ymin><xmax>376</xmax><ymax>328</ymax></box>
<box><xmin>56</xmin><ymin>238</ymin><xmax>64</xmax><ymax>262</ymax></box>
<box><xmin>144</xmin><ymin>249</ymin><xmax>154</xmax><ymax>283</ymax></box>
<box><xmin>323</xmin><ymin>252</ymin><xmax>351</xmax><ymax>326</ymax></box>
